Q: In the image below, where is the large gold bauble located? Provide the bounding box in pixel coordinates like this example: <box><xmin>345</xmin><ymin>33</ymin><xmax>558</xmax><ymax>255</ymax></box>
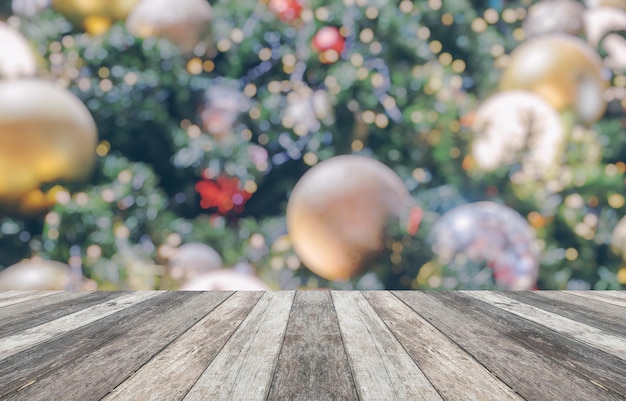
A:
<box><xmin>286</xmin><ymin>155</ymin><xmax>410</xmax><ymax>281</ymax></box>
<box><xmin>0</xmin><ymin>79</ymin><xmax>98</xmax><ymax>210</ymax></box>
<box><xmin>125</xmin><ymin>0</ymin><xmax>212</xmax><ymax>54</ymax></box>
<box><xmin>0</xmin><ymin>258</ymin><xmax>74</xmax><ymax>290</ymax></box>
<box><xmin>51</xmin><ymin>0</ymin><xmax>141</xmax><ymax>34</ymax></box>
<box><xmin>499</xmin><ymin>34</ymin><xmax>609</xmax><ymax>124</ymax></box>
<box><xmin>0</xmin><ymin>22</ymin><xmax>37</xmax><ymax>79</ymax></box>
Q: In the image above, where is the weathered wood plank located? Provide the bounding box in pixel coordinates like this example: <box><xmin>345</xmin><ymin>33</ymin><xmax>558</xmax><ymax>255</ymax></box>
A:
<box><xmin>1</xmin><ymin>291</ymin><xmax>232</xmax><ymax>401</ymax></box>
<box><xmin>0</xmin><ymin>291</ymin><xmax>61</xmax><ymax>307</ymax></box>
<box><xmin>466</xmin><ymin>291</ymin><xmax>626</xmax><ymax>360</ymax></box>
<box><xmin>0</xmin><ymin>292</ymin><xmax>185</xmax><ymax>397</ymax></box>
<box><xmin>101</xmin><ymin>291</ymin><xmax>262</xmax><ymax>401</ymax></box>
<box><xmin>596</xmin><ymin>291</ymin><xmax>626</xmax><ymax>299</ymax></box>
<box><xmin>567</xmin><ymin>291</ymin><xmax>626</xmax><ymax>308</ymax></box>
<box><xmin>394</xmin><ymin>291</ymin><xmax>625</xmax><ymax>401</ymax></box>
<box><xmin>183</xmin><ymin>291</ymin><xmax>294</xmax><ymax>401</ymax></box>
<box><xmin>332</xmin><ymin>291</ymin><xmax>443</xmax><ymax>401</ymax></box>
<box><xmin>363</xmin><ymin>291</ymin><xmax>524</xmax><ymax>401</ymax></box>
<box><xmin>0</xmin><ymin>291</ymin><xmax>123</xmax><ymax>338</ymax></box>
<box><xmin>504</xmin><ymin>291</ymin><xmax>626</xmax><ymax>337</ymax></box>
<box><xmin>267</xmin><ymin>291</ymin><xmax>359</xmax><ymax>401</ymax></box>
<box><xmin>0</xmin><ymin>291</ymin><xmax>160</xmax><ymax>360</ymax></box>
<box><xmin>0</xmin><ymin>291</ymin><xmax>26</xmax><ymax>300</ymax></box>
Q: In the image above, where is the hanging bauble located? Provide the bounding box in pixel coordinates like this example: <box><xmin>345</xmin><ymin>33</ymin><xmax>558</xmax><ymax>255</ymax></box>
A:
<box><xmin>0</xmin><ymin>79</ymin><xmax>98</xmax><ymax>214</ymax></box>
<box><xmin>312</xmin><ymin>26</ymin><xmax>345</xmax><ymax>64</ymax></box>
<box><xmin>0</xmin><ymin>258</ymin><xmax>87</xmax><ymax>290</ymax></box>
<box><xmin>523</xmin><ymin>0</ymin><xmax>586</xmax><ymax>38</ymax></box>
<box><xmin>584</xmin><ymin>6</ymin><xmax>626</xmax><ymax>47</ymax></box>
<box><xmin>499</xmin><ymin>34</ymin><xmax>609</xmax><ymax>124</ymax></box>
<box><xmin>201</xmin><ymin>85</ymin><xmax>249</xmax><ymax>139</ymax></box>
<box><xmin>125</xmin><ymin>0</ymin><xmax>212</xmax><ymax>54</ymax></box>
<box><xmin>470</xmin><ymin>91</ymin><xmax>565</xmax><ymax>181</ymax></box>
<box><xmin>168</xmin><ymin>242</ymin><xmax>223</xmax><ymax>282</ymax></box>
<box><xmin>179</xmin><ymin>269</ymin><xmax>269</xmax><ymax>290</ymax></box>
<box><xmin>286</xmin><ymin>155</ymin><xmax>410</xmax><ymax>281</ymax></box>
<box><xmin>51</xmin><ymin>0</ymin><xmax>141</xmax><ymax>35</ymax></box>
<box><xmin>602</xmin><ymin>34</ymin><xmax>626</xmax><ymax>71</ymax></box>
<box><xmin>429</xmin><ymin>202</ymin><xmax>540</xmax><ymax>290</ymax></box>
<box><xmin>269</xmin><ymin>0</ymin><xmax>303</xmax><ymax>23</ymax></box>
<box><xmin>611</xmin><ymin>215</ymin><xmax>626</xmax><ymax>261</ymax></box>
<box><xmin>0</xmin><ymin>22</ymin><xmax>37</xmax><ymax>79</ymax></box>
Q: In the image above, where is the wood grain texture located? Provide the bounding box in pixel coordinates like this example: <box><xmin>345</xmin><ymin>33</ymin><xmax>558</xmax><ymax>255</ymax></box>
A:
<box><xmin>466</xmin><ymin>291</ymin><xmax>626</xmax><ymax>359</ymax></box>
<box><xmin>0</xmin><ymin>291</ymin><xmax>60</xmax><ymax>307</ymax></box>
<box><xmin>394</xmin><ymin>291</ymin><xmax>625</xmax><ymax>401</ymax></box>
<box><xmin>332</xmin><ymin>291</ymin><xmax>443</xmax><ymax>401</ymax></box>
<box><xmin>505</xmin><ymin>291</ymin><xmax>626</xmax><ymax>337</ymax></box>
<box><xmin>101</xmin><ymin>291</ymin><xmax>262</xmax><ymax>401</ymax></box>
<box><xmin>0</xmin><ymin>291</ymin><xmax>161</xmax><ymax>360</ymax></box>
<box><xmin>567</xmin><ymin>291</ymin><xmax>626</xmax><ymax>308</ymax></box>
<box><xmin>363</xmin><ymin>291</ymin><xmax>524</xmax><ymax>401</ymax></box>
<box><xmin>1</xmin><ymin>291</ymin><xmax>231</xmax><ymax>401</ymax></box>
<box><xmin>0</xmin><ymin>291</ymin><xmax>122</xmax><ymax>338</ymax></box>
<box><xmin>183</xmin><ymin>291</ymin><xmax>294</xmax><ymax>401</ymax></box>
<box><xmin>267</xmin><ymin>290</ymin><xmax>359</xmax><ymax>401</ymax></box>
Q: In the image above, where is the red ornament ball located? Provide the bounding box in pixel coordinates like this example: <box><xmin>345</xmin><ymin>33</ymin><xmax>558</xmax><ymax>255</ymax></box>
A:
<box><xmin>269</xmin><ymin>0</ymin><xmax>303</xmax><ymax>22</ymax></box>
<box><xmin>312</xmin><ymin>26</ymin><xmax>345</xmax><ymax>63</ymax></box>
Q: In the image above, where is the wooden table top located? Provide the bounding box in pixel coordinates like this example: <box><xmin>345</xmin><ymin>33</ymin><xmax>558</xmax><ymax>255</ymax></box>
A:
<box><xmin>0</xmin><ymin>290</ymin><xmax>624</xmax><ymax>401</ymax></box>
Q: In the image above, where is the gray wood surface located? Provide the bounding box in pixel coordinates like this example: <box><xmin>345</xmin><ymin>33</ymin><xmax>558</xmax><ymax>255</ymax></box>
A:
<box><xmin>0</xmin><ymin>290</ymin><xmax>623</xmax><ymax>401</ymax></box>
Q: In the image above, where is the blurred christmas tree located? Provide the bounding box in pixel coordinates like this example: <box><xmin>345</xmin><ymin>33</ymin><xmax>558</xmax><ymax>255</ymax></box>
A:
<box><xmin>0</xmin><ymin>0</ymin><xmax>624</xmax><ymax>290</ymax></box>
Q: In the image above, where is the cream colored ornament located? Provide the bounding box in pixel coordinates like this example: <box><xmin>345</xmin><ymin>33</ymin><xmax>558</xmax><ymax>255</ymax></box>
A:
<box><xmin>499</xmin><ymin>34</ymin><xmax>609</xmax><ymax>124</ymax></box>
<box><xmin>12</xmin><ymin>0</ymin><xmax>51</xmax><ymax>17</ymax></box>
<box><xmin>611</xmin><ymin>215</ymin><xmax>626</xmax><ymax>261</ymax></box>
<box><xmin>286</xmin><ymin>155</ymin><xmax>410</xmax><ymax>281</ymax></box>
<box><xmin>51</xmin><ymin>0</ymin><xmax>141</xmax><ymax>34</ymax></box>
<box><xmin>523</xmin><ymin>0</ymin><xmax>586</xmax><ymax>38</ymax></box>
<box><xmin>179</xmin><ymin>269</ymin><xmax>269</xmax><ymax>290</ymax></box>
<box><xmin>585</xmin><ymin>0</ymin><xmax>626</xmax><ymax>11</ymax></box>
<box><xmin>471</xmin><ymin>91</ymin><xmax>565</xmax><ymax>180</ymax></box>
<box><xmin>0</xmin><ymin>79</ymin><xmax>98</xmax><ymax>211</ymax></box>
<box><xmin>602</xmin><ymin>34</ymin><xmax>626</xmax><ymax>71</ymax></box>
<box><xmin>126</xmin><ymin>0</ymin><xmax>212</xmax><ymax>54</ymax></box>
<box><xmin>0</xmin><ymin>22</ymin><xmax>37</xmax><ymax>79</ymax></box>
<box><xmin>168</xmin><ymin>242</ymin><xmax>223</xmax><ymax>282</ymax></box>
<box><xmin>0</xmin><ymin>258</ymin><xmax>81</xmax><ymax>290</ymax></box>
<box><xmin>584</xmin><ymin>6</ymin><xmax>626</xmax><ymax>47</ymax></box>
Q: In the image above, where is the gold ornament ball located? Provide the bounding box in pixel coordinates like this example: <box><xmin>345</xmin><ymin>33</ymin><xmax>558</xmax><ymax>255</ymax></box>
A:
<box><xmin>286</xmin><ymin>155</ymin><xmax>410</xmax><ymax>281</ymax></box>
<box><xmin>125</xmin><ymin>0</ymin><xmax>212</xmax><ymax>54</ymax></box>
<box><xmin>179</xmin><ymin>269</ymin><xmax>269</xmax><ymax>291</ymax></box>
<box><xmin>51</xmin><ymin>0</ymin><xmax>141</xmax><ymax>34</ymax></box>
<box><xmin>0</xmin><ymin>22</ymin><xmax>37</xmax><ymax>79</ymax></box>
<box><xmin>499</xmin><ymin>34</ymin><xmax>609</xmax><ymax>124</ymax></box>
<box><xmin>0</xmin><ymin>258</ymin><xmax>75</xmax><ymax>290</ymax></box>
<box><xmin>0</xmin><ymin>79</ymin><xmax>98</xmax><ymax>210</ymax></box>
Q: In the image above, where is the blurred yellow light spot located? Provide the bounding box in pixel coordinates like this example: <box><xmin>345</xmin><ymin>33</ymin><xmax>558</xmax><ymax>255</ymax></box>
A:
<box><xmin>360</xmin><ymin>28</ymin><xmax>374</xmax><ymax>43</ymax></box>
<box><xmin>86</xmin><ymin>244</ymin><xmax>102</xmax><ymax>259</ymax></box>
<box><xmin>449</xmin><ymin>147</ymin><xmax>460</xmax><ymax>158</ymax></box>
<box><xmin>565</xmin><ymin>248</ymin><xmax>578</xmax><ymax>261</ymax></box>
<box><xmin>608</xmin><ymin>194</ymin><xmax>625</xmax><ymax>209</ymax></box>
<box><xmin>187</xmin><ymin>125</ymin><xmax>201</xmax><ymax>138</ymax></box>
<box><xmin>411</xmin><ymin>111</ymin><xmax>423</xmax><ymax>123</ymax></box>
<box><xmin>512</xmin><ymin>27</ymin><xmax>525</xmax><ymax>41</ymax></box>
<box><xmin>438</xmin><ymin>52</ymin><xmax>452</xmax><ymax>66</ymax></box>
<box><xmin>186</xmin><ymin>58</ymin><xmax>203</xmax><ymax>75</ymax></box>
<box><xmin>471</xmin><ymin>17</ymin><xmax>487</xmax><ymax>32</ymax></box>
<box><xmin>417</xmin><ymin>26</ymin><xmax>430</xmax><ymax>40</ymax></box>
<box><xmin>339</xmin><ymin>26</ymin><xmax>351</xmax><ymax>36</ymax></box>
<box><xmin>99</xmin><ymin>79</ymin><xmax>113</xmax><ymax>92</ymax></box>
<box><xmin>515</xmin><ymin>7</ymin><xmax>527</xmax><ymax>19</ymax></box>
<box><xmin>528</xmin><ymin>211</ymin><xmax>547</xmax><ymax>228</ymax></box>
<box><xmin>369</xmin><ymin>41</ymin><xmax>382</xmax><ymax>54</ymax></box>
<box><xmin>617</xmin><ymin>267</ymin><xmax>626</xmax><ymax>284</ymax></box>
<box><xmin>429</xmin><ymin>40</ymin><xmax>442</xmax><ymax>54</ymax></box>
<box><xmin>390</xmin><ymin>253</ymin><xmax>402</xmax><ymax>264</ymax></box>
<box><xmin>47</xmin><ymin>228</ymin><xmax>59</xmax><ymax>240</ymax></box>
<box><xmin>371</xmin><ymin>72</ymin><xmax>384</xmax><ymax>88</ymax></box>
<box><xmin>314</xmin><ymin>7</ymin><xmax>330</xmax><ymax>21</ymax></box>
<box><xmin>428</xmin><ymin>0</ymin><xmax>442</xmax><ymax>11</ymax></box>
<box><xmin>259</xmin><ymin>47</ymin><xmax>272</xmax><ymax>61</ymax></box>
<box><xmin>203</xmin><ymin>60</ymin><xmax>215</xmax><ymax>72</ymax></box>
<box><xmin>96</xmin><ymin>141</ymin><xmax>110</xmax><ymax>157</ymax></box>
<box><xmin>249</xmin><ymin>107</ymin><xmax>261</xmax><ymax>119</ymax></box>
<box><xmin>412</xmin><ymin>168</ymin><xmax>427</xmax><ymax>182</ymax></box>
<box><xmin>61</xmin><ymin>35</ymin><xmax>75</xmax><ymax>48</ymax></box>
<box><xmin>449</xmin><ymin>120</ymin><xmax>461</xmax><ymax>132</ymax></box>
<box><xmin>241</xmin><ymin>129</ymin><xmax>252</xmax><ymax>141</ymax></box>
<box><xmin>428</xmin><ymin>275</ymin><xmax>442</xmax><ymax>288</ymax></box>
<box><xmin>357</xmin><ymin>66</ymin><xmax>369</xmax><ymax>80</ymax></box>
<box><xmin>484</xmin><ymin>8</ymin><xmax>499</xmax><ymax>24</ymax></box>
<box><xmin>244</xmin><ymin>180</ymin><xmax>258</xmax><ymax>193</ymax></box>
<box><xmin>427</xmin><ymin>129</ymin><xmax>441</xmax><ymax>146</ymax></box>
<box><xmin>374</xmin><ymin>113</ymin><xmax>389</xmax><ymax>128</ymax></box>
<box><xmin>303</xmin><ymin>152</ymin><xmax>319</xmax><ymax>166</ymax></box>
<box><xmin>502</xmin><ymin>8</ymin><xmax>517</xmax><ymax>23</ymax></box>
<box><xmin>351</xmin><ymin>140</ymin><xmax>364</xmax><ymax>151</ymax></box>
<box><xmin>268</xmin><ymin>81</ymin><xmax>281</xmax><ymax>93</ymax></box>
<box><xmin>350</xmin><ymin>53</ymin><xmax>364</xmax><ymax>67</ymax></box>
<box><xmin>320</xmin><ymin>50</ymin><xmax>339</xmax><ymax>63</ymax></box>
<box><xmin>98</xmin><ymin>67</ymin><xmax>110</xmax><ymax>79</ymax></box>
<box><xmin>588</xmin><ymin>196</ymin><xmax>599</xmax><ymax>207</ymax></box>
<box><xmin>49</xmin><ymin>41</ymin><xmax>62</xmax><ymax>53</ymax></box>
<box><xmin>382</xmin><ymin>96</ymin><xmax>396</xmax><ymax>110</ymax></box>
<box><xmin>124</xmin><ymin>72</ymin><xmax>138</xmax><ymax>86</ymax></box>
<box><xmin>399</xmin><ymin>0</ymin><xmax>413</xmax><ymax>13</ymax></box>
<box><xmin>258</xmin><ymin>133</ymin><xmax>269</xmax><ymax>145</ymax></box>
<box><xmin>361</xmin><ymin>110</ymin><xmax>375</xmax><ymax>124</ymax></box>
<box><xmin>283</xmin><ymin>53</ymin><xmax>296</xmax><ymax>67</ymax></box>
<box><xmin>490</xmin><ymin>44</ymin><xmax>505</xmax><ymax>57</ymax></box>
<box><xmin>451</xmin><ymin>59</ymin><xmax>466</xmax><ymax>73</ymax></box>
<box><xmin>114</xmin><ymin>225</ymin><xmax>130</xmax><ymax>239</ymax></box>
<box><xmin>230</xmin><ymin>28</ymin><xmax>244</xmax><ymax>43</ymax></box>
<box><xmin>365</xmin><ymin>7</ymin><xmax>379</xmax><ymax>19</ymax></box>
<box><xmin>441</xmin><ymin>13</ymin><xmax>454</xmax><ymax>25</ymax></box>
<box><xmin>244</xmin><ymin>83</ymin><xmax>257</xmax><ymax>97</ymax></box>
<box><xmin>615</xmin><ymin>75</ymin><xmax>626</xmax><ymax>87</ymax></box>
<box><xmin>217</xmin><ymin>38</ymin><xmax>232</xmax><ymax>52</ymax></box>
